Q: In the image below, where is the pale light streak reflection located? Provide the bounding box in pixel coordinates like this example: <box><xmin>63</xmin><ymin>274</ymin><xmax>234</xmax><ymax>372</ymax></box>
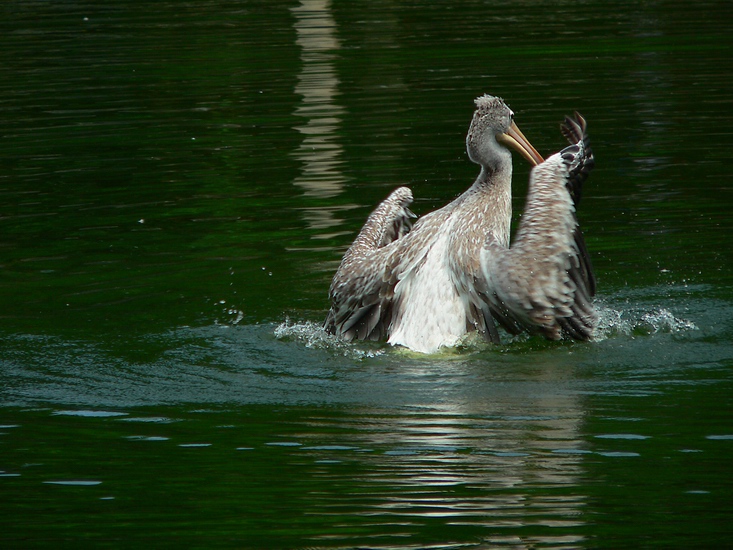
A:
<box><xmin>291</xmin><ymin>0</ymin><xmax>352</xmax><ymax>236</ymax></box>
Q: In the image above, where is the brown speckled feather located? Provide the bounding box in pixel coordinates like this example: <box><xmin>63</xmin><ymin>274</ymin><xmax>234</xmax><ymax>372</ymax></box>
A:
<box><xmin>324</xmin><ymin>187</ymin><xmax>416</xmax><ymax>341</ymax></box>
<box><xmin>481</xmin><ymin>113</ymin><xmax>596</xmax><ymax>340</ymax></box>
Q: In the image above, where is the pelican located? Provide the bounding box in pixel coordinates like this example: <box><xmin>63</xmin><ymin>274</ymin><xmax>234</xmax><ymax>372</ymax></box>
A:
<box><xmin>324</xmin><ymin>94</ymin><xmax>596</xmax><ymax>353</ymax></box>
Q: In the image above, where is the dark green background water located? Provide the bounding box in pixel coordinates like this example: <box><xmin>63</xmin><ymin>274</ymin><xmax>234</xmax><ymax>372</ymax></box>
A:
<box><xmin>2</xmin><ymin>1</ymin><xmax>732</xmax><ymax>547</ymax></box>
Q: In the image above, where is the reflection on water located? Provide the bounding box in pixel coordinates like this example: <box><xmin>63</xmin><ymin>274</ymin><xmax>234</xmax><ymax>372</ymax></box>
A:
<box><xmin>291</xmin><ymin>0</ymin><xmax>353</xmax><ymax>237</ymax></box>
<box><xmin>293</xmin><ymin>405</ymin><xmax>588</xmax><ymax>544</ymax></box>
<box><xmin>0</xmin><ymin>388</ymin><xmax>589</xmax><ymax>546</ymax></box>
<box><xmin>344</xmin><ymin>408</ymin><xmax>584</xmax><ymax>521</ymax></box>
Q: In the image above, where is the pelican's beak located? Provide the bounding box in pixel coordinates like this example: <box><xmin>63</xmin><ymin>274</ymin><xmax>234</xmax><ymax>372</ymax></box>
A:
<box><xmin>497</xmin><ymin>121</ymin><xmax>544</xmax><ymax>166</ymax></box>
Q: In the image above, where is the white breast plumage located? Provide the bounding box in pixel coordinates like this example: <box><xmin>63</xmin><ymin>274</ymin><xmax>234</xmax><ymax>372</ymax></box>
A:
<box><xmin>388</xmin><ymin>227</ymin><xmax>467</xmax><ymax>353</ymax></box>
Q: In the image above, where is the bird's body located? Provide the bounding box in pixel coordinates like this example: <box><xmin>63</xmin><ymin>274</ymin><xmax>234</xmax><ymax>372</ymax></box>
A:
<box><xmin>324</xmin><ymin>94</ymin><xmax>596</xmax><ymax>353</ymax></box>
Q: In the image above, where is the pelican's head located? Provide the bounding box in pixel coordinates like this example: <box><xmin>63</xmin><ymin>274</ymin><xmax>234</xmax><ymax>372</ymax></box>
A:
<box><xmin>466</xmin><ymin>94</ymin><xmax>543</xmax><ymax>170</ymax></box>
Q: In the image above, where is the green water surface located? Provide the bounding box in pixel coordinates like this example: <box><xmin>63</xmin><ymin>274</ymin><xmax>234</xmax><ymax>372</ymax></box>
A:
<box><xmin>1</xmin><ymin>0</ymin><xmax>732</xmax><ymax>548</ymax></box>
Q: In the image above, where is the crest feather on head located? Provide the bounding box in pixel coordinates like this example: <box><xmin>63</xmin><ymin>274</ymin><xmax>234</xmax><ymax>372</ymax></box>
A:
<box><xmin>474</xmin><ymin>94</ymin><xmax>507</xmax><ymax>113</ymax></box>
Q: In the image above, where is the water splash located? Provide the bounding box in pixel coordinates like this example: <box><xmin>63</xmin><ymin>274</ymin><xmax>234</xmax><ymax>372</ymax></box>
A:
<box><xmin>595</xmin><ymin>304</ymin><xmax>698</xmax><ymax>340</ymax></box>
<box><xmin>276</xmin><ymin>305</ymin><xmax>698</xmax><ymax>356</ymax></box>
<box><xmin>274</xmin><ymin>318</ymin><xmax>385</xmax><ymax>359</ymax></box>
<box><xmin>212</xmin><ymin>299</ymin><xmax>245</xmax><ymax>326</ymax></box>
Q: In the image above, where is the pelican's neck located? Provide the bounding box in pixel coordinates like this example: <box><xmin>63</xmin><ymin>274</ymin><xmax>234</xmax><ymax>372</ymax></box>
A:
<box><xmin>472</xmin><ymin>149</ymin><xmax>513</xmax><ymax>191</ymax></box>
<box><xmin>465</xmin><ymin>153</ymin><xmax>513</xmax><ymax>247</ymax></box>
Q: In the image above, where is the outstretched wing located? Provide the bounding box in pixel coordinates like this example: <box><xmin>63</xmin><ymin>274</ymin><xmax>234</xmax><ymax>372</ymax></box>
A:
<box><xmin>481</xmin><ymin>113</ymin><xmax>596</xmax><ymax>340</ymax></box>
<box><xmin>562</xmin><ymin>113</ymin><xmax>596</xmax><ymax>302</ymax></box>
<box><xmin>324</xmin><ymin>187</ymin><xmax>416</xmax><ymax>341</ymax></box>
